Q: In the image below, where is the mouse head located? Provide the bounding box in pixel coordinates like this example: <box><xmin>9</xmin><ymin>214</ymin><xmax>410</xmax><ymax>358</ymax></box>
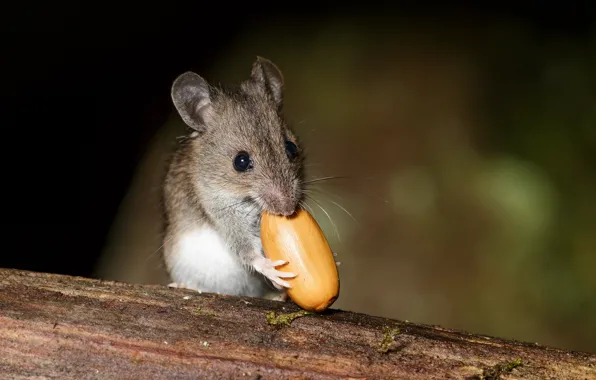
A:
<box><xmin>171</xmin><ymin>57</ymin><xmax>304</xmax><ymax>217</ymax></box>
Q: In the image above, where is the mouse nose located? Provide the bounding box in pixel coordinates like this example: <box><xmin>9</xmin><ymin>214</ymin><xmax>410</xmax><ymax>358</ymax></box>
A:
<box><xmin>262</xmin><ymin>186</ymin><xmax>298</xmax><ymax>216</ymax></box>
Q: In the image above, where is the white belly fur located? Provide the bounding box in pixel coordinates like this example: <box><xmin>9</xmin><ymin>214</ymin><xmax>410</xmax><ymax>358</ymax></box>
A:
<box><xmin>167</xmin><ymin>225</ymin><xmax>267</xmax><ymax>297</ymax></box>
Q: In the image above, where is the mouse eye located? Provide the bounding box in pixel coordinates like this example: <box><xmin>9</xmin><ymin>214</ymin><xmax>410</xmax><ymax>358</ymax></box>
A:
<box><xmin>285</xmin><ymin>141</ymin><xmax>298</xmax><ymax>160</ymax></box>
<box><xmin>233</xmin><ymin>151</ymin><xmax>252</xmax><ymax>172</ymax></box>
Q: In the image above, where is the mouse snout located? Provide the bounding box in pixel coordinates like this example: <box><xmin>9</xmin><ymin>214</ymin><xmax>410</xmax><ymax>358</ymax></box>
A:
<box><xmin>261</xmin><ymin>185</ymin><xmax>299</xmax><ymax>216</ymax></box>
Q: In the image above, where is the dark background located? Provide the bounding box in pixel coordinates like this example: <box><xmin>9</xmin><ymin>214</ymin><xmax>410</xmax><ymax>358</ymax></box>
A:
<box><xmin>1</xmin><ymin>2</ymin><xmax>591</xmax><ymax>279</ymax></box>
<box><xmin>1</xmin><ymin>3</ymin><xmax>595</xmax><ymax>352</ymax></box>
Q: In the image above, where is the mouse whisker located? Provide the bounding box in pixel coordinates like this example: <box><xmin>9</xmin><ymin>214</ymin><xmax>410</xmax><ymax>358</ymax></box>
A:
<box><xmin>303</xmin><ymin>188</ymin><xmax>359</xmax><ymax>226</ymax></box>
<box><xmin>243</xmin><ymin>196</ymin><xmax>262</xmax><ymax>219</ymax></box>
<box><xmin>304</xmin><ymin>194</ymin><xmax>340</xmax><ymax>242</ymax></box>
<box><xmin>212</xmin><ymin>197</ymin><xmax>253</xmax><ymax>217</ymax></box>
<box><xmin>304</xmin><ymin>175</ymin><xmax>391</xmax><ymax>206</ymax></box>
<box><xmin>328</xmin><ymin>199</ymin><xmax>359</xmax><ymax>225</ymax></box>
<box><xmin>298</xmin><ymin>200</ymin><xmax>316</xmax><ymax>218</ymax></box>
<box><xmin>302</xmin><ymin>175</ymin><xmax>350</xmax><ymax>185</ymax></box>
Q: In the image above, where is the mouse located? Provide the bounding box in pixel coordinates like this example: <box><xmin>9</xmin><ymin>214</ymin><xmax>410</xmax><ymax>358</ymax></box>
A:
<box><xmin>161</xmin><ymin>57</ymin><xmax>304</xmax><ymax>301</ymax></box>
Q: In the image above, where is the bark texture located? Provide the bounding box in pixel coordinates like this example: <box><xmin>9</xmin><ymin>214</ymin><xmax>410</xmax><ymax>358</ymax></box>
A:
<box><xmin>0</xmin><ymin>268</ymin><xmax>594</xmax><ymax>379</ymax></box>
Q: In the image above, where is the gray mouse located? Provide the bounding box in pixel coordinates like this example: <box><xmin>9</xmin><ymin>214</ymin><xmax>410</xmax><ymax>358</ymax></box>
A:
<box><xmin>162</xmin><ymin>57</ymin><xmax>304</xmax><ymax>301</ymax></box>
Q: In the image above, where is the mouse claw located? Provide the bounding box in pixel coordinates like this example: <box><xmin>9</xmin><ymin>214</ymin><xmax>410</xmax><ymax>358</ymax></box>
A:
<box><xmin>253</xmin><ymin>257</ymin><xmax>297</xmax><ymax>289</ymax></box>
<box><xmin>270</xmin><ymin>259</ymin><xmax>290</xmax><ymax>267</ymax></box>
<box><xmin>272</xmin><ymin>279</ymin><xmax>291</xmax><ymax>290</ymax></box>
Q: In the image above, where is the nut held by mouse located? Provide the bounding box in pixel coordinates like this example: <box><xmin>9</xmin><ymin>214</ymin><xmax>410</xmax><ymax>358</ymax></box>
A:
<box><xmin>261</xmin><ymin>208</ymin><xmax>340</xmax><ymax>312</ymax></box>
<box><xmin>162</xmin><ymin>57</ymin><xmax>305</xmax><ymax>301</ymax></box>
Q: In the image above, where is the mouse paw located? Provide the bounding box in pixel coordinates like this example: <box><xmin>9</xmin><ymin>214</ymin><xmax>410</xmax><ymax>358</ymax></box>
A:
<box><xmin>263</xmin><ymin>290</ymin><xmax>289</xmax><ymax>302</ymax></box>
<box><xmin>276</xmin><ymin>291</ymin><xmax>290</xmax><ymax>302</ymax></box>
<box><xmin>167</xmin><ymin>282</ymin><xmax>202</xmax><ymax>293</ymax></box>
<box><xmin>252</xmin><ymin>257</ymin><xmax>296</xmax><ymax>290</ymax></box>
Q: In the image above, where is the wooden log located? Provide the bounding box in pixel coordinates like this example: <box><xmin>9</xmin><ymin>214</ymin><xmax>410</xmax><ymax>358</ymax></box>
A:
<box><xmin>0</xmin><ymin>268</ymin><xmax>594</xmax><ymax>379</ymax></box>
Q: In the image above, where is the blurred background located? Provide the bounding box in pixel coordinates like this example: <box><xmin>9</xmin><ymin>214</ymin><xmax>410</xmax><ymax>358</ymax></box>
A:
<box><xmin>1</xmin><ymin>4</ymin><xmax>594</xmax><ymax>354</ymax></box>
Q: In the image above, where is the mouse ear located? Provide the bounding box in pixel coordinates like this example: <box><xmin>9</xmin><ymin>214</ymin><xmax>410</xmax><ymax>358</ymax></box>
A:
<box><xmin>171</xmin><ymin>72</ymin><xmax>213</xmax><ymax>133</ymax></box>
<box><xmin>250</xmin><ymin>56</ymin><xmax>284</xmax><ymax>110</ymax></box>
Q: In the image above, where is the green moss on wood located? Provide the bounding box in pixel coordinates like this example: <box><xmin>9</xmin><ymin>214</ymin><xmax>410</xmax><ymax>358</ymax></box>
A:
<box><xmin>266</xmin><ymin>310</ymin><xmax>313</xmax><ymax>327</ymax></box>
<box><xmin>377</xmin><ymin>326</ymin><xmax>400</xmax><ymax>353</ymax></box>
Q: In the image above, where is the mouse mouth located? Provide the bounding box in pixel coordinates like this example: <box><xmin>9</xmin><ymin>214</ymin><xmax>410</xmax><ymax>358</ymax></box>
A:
<box><xmin>264</xmin><ymin>199</ymin><xmax>298</xmax><ymax>217</ymax></box>
<box><xmin>256</xmin><ymin>190</ymin><xmax>299</xmax><ymax>217</ymax></box>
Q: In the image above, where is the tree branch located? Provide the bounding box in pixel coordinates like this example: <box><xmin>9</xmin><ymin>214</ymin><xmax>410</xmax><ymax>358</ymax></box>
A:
<box><xmin>0</xmin><ymin>268</ymin><xmax>594</xmax><ymax>379</ymax></box>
